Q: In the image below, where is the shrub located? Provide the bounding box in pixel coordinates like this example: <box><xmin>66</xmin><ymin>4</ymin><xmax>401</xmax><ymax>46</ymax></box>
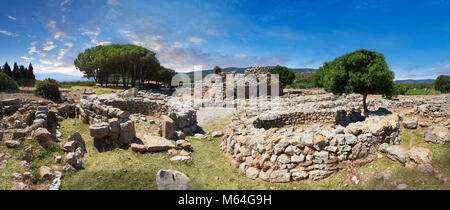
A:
<box><xmin>393</xmin><ymin>83</ymin><xmax>408</xmax><ymax>96</ymax></box>
<box><xmin>34</xmin><ymin>78</ymin><xmax>61</xmax><ymax>101</ymax></box>
<box><xmin>0</xmin><ymin>72</ymin><xmax>19</xmax><ymax>91</ymax></box>
<box><xmin>434</xmin><ymin>75</ymin><xmax>450</xmax><ymax>93</ymax></box>
<box><xmin>272</xmin><ymin>65</ymin><xmax>295</xmax><ymax>86</ymax></box>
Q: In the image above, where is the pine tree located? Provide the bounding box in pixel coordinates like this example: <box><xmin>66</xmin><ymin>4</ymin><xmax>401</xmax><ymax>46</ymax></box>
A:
<box><xmin>12</xmin><ymin>62</ymin><xmax>19</xmax><ymax>78</ymax></box>
<box><xmin>19</xmin><ymin>65</ymin><xmax>26</xmax><ymax>78</ymax></box>
<box><xmin>28</xmin><ymin>63</ymin><xmax>35</xmax><ymax>79</ymax></box>
<box><xmin>3</xmin><ymin>62</ymin><xmax>12</xmax><ymax>77</ymax></box>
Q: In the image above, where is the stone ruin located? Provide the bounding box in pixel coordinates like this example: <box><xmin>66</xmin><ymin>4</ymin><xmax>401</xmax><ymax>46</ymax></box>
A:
<box><xmin>78</xmin><ymin>88</ymin><xmax>198</xmax><ymax>159</ymax></box>
<box><xmin>219</xmin><ymin>92</ymin><xmax>449</xmax><ymax>182</ymax></box>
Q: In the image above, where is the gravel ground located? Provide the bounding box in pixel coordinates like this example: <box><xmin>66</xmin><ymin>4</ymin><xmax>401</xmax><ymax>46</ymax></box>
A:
<box><xmin>196</xmin><ymin>107</ymin><xmax>235</xmax><ymax>126</ymax></box>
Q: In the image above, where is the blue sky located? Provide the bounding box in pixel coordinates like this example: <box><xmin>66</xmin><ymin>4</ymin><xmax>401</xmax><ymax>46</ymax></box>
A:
<box><xmin>0</xmin><ymin>0</ymin><xmax>449</xmax><ymax>81</ymax></box>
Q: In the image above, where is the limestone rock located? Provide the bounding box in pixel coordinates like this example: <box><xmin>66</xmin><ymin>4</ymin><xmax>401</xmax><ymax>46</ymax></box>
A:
<box><xmin>118</xmin><ymin>120</ymin><xmax>135</xmax><ymax>144</ymax></box>
<box><xmin>161</xmin><ymin>115</ymin><xmax>176</xmax><ymax>140</ymax></box>
<box><xmin>5</xmin><ymin>140</ymin><xmax>20</xmax><ymax>148</ymax></box>
<box><xmin>402</xmin><ymin>117</ymin><xmax>418</xmax><ymax>129</ymax></box>
<box><xmin>269</xmin><ymin>169</ymin><xmax>290</xmax><ymax>183</ymax></box>
<box><xmin>408</xmin><ymin>147</ymin><xmax>432</xmax><ymax>164</ymax></box>
<box><xmin>143</xmin><ymin>136</ymin><xmax>176</xmax><ymax>152</ymax></box>
<box><xmin>156</xmin><ymin>169</ymin><xmax>190</xmax><ymax>190</ymax></box>
<box><xmin>89</xmin><ymin>122</ymin><xmax>109</xmax><ymax>139</ymax></box>
<box><xmin>39</xmin><ymin>166</ymin><xmax>53</xmax><ymax>180</ymax></box>
<box><xmin>379</xmin><ymin>143</ymin><xmax>409</xmax><ymax>164</ymax></box>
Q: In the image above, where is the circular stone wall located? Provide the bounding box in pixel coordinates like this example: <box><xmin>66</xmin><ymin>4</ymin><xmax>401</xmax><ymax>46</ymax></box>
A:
<box><xmin>221</xmin><ymin>108</ymin><xmax>401</xmax><ymax>182</ymax></box>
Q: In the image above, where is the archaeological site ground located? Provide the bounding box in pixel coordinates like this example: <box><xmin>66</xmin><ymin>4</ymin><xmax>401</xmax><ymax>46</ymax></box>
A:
<box><xmin>0</xmin><ymin>65</ymin><xmax>448</xmax><ymax>191</ymax></box>
<box><xmin>0</xmin><ymin>1</ymin><xmax>449</xmax><ymax>200</ymax></box>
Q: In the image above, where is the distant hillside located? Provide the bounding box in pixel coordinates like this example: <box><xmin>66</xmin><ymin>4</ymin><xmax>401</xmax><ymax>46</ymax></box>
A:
<box><xmin>183</xmin><ymin>66</ymin><xmax>317</xmax><ymax>81</ymax></box>
<box><xmin>395</xmin><ymin>79</ymin><xmax>435</xmax><ymax>83</ymax></box>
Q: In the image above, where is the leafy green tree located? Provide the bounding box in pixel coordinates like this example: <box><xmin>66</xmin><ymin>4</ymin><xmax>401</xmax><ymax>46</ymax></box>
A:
<box><xmin>434</xmin><ymin>75</ymin><xmax>450</xmax><ymax>93</ymax></box>
<box><xmin>320</xmin><ymin>49</ymin><xmax>395</xmax><ymax>114</ymax></box>
<box><xmin>2</xmin><ymin>62</ymin><xmax>12</xmax><ymax>77</ymax></box>
<box><xmin>272</xmin><ymin>65</ymin><xmax>295</xmax><ymax>86</ymax></box>
<box><xmin>213</xmin><ymin>66</ymin><xmax>222</xmax><ymax>74</ymax></box>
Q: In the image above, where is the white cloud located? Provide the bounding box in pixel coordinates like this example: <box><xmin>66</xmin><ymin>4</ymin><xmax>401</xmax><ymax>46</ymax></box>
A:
<box><xmin>97</xmin><ymin>41</ymin><xmax>112</xmax><ymax>45</ymax></box>
<box><xmin>47</xmin><ymin>21</ymin><xmax>57</xmax><ymax>30</ymax></box>
<box><xmin>108</xmin><ymin>0</ymin><xmax>120</xmax><ymax>6</ymax></box>
<box><xmin>39</xmin><ymin>59</ymin><xmax>53</xmax><ymax>65</ymax></box>
<box><xmin>60</xmin><ymin>0</ymin><xmax>72</xmax><ymax>12</ymax></box>
<box><xmin>0</xmin><ymin>30</ymin><xmax>18</xmax><ymax>37</ymax></box>
<box><xmin>54</xmin><ymin>31</ymin><xmax>68</xmax><ymax>41</ymax></box>
<box><xmin>21</xmin><ymin>56</ymin><xmax>35</xmax><ymax>62</ymax></box>
<box><xmin>187</xmin><ymin>36</ymin><xmax>204</xmax><ymax>44</ymax></box>
<box><xmin>57</xmin><ymin>43</ymin><xmax>73</xmax><ymax>60</ymax></box>
<box><xmin>430</xmin><ymin>62</ymin><xmax>450</xmax><ymax>75</ymax></box>
<box><xmin>8</xmin><ymin>16</ymin><xmax>16</xmax><ymax>21</ymax></box>
<box><xmin>42</xmin><ymin>42</ymin><xmax>57</xmax><ymax>51</ymax></box>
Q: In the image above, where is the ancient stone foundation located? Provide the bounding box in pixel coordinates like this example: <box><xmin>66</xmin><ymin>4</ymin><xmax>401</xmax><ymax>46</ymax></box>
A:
<box><xmin>221</xmin><ymin>108</ymin><xmax>401</xmax><ymax>182</ymax></box>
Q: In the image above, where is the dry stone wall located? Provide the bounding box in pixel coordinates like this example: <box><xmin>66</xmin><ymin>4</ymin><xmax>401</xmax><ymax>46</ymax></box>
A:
<box><xmin>221</xmin><ymin>108</ymin><xmax>401</xmax><ymax>182</ymax></box>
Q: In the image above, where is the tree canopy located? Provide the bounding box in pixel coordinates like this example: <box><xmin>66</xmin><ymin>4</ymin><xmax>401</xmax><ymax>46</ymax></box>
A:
<box><xmin>74</xmin><ymin>44</ymin><xmax>163</xmax><ymax>88</ymax></box>
<box><xmin>434</xmin><ymin>75</ymin><xmax>450</xmax><ymax>93</ymax></box>
<box><xmin>213</xmin><ymin>66</ymin><xmax>222</xmax><ymax>74</ymax></box>
<box><xmin>318</xmin><ymin>49</ymin><xmax>395</xmax><ymax>114</ymax></box>
<box><xmin>272</xmin><ymin>65</ymin><xmax>295</xmax><ymax>86</ymax></box>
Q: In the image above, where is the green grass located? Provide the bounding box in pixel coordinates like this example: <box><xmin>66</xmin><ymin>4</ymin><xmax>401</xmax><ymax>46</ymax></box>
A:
<box><xmin>0</xmin><ymin>138</ymin><xmax>64</xmax><ymax>189</ymax></box>
<box><xmin>405</xmin><ymin>88</ymin><xmax>441</xmax><ymax>95</ymax></box>
<box><xmin>70</xmin><ymin>85</ymin><xmax>119</xmax><ymax>95</ymax></box>
<box><xmin>0</xmin><ymin>117</ymin><xmax>440</xmax><ymax>190</ymax></box>
<box><xmin>400</xmin><ymin>128</ymin><xmax>450</xmax><ymax>178</ymax></box>
<box><xmin>59</xmin><ymin>117</ymin><xmax>363</xmax><ymax>190</ymax></box>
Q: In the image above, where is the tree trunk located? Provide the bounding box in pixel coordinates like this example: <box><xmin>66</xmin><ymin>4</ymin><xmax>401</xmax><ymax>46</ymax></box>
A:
<box><xmin>362</xmin><ymin>93</ymin><xmax>369</xmax><ymax>115</ymax></box>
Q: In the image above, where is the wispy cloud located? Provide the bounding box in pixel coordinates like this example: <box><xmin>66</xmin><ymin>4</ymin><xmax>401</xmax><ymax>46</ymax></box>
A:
<box><xmin>20</xmin><ymin>56</ymin><xmax>35</xmax><ymax>62</ymax></box>
<box><xmin>42</xmin><ymin>41</ymin><xmax>57</xmax><ymax>51</ymax></box>
<box><xmin>430</xmin><ymin>62</ymin><xmax>450</xmax><ymax>75</ymax></box>
<box><xmin>56</xmin><ymin>43</ymin><xmax>73</xmax><ymax>60</ymax></box>
<box><xmin>108</xmin><ymin>0</ymin><xmax>120</xmax><ymax>6</ymax></box>
<box><xmin>187</xmin><ymin>36</ymin><xmax>204</xmax><ymax>44</ymax></box>
<box><xmin>0</xmin><ymin>30</ymin><xmax>18</xmax><ymax>37</ymax></box>
<box><xmin>8</xmin><ymin>16</ymin><xmax>17</xmax><ymax>21</ymax></box>
<box><xmin>39</xmin><ymin>59</ymin><xmax>53</xmax><ymax>65</ymax></box>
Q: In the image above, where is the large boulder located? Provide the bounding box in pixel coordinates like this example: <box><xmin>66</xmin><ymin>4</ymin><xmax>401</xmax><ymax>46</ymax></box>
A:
<box><xmin>402</xmin><ymin>117</ymin><xmax>418</xmax><ymax>129</ymax></box>
<box><xmin>408</xmin><ymin>147</ymin><xmax>432</xmax><ymax>165</ymax></box>
<box><xmin>5</xmin><ymin>140</ymin><xmax>21</xmax><ymax>148</ymax></box>
<box><xmin>156</xmin><ymin>169</ymin><xmax>190</xmax><ymax>190</ymax></box>
<box><xmin>65</xmin><ymin>152</ymin><xmax>83</xmax><ymax>169</ymax></box>
<box><xmin>379</xmin><ymin>143</ymin><xmax>409</xmax><ymax>164</ymax></box>
<box><xmin>118</xmin><ymin>120</ymin><xmax>135</xmax><ymax>144</ymax></box>
<box><xmin>18</xmin><ymin>146</ymin><xmax>33</xmax><ymax>162</ymax></box>
<box><xmin>33</xmin><ymin>128</ymin><xmax>53</xmax><ymax>145</ymax></box>
<box><xmin>89</xmin><ymin>122</ymin><xmax>109</xmax><ymax>139</ymax></box>
<box><xmin>424</xmin><ymin>126</ymin><xmax>450</xmax><ymax>144</ymax></box>
<box><xmin>108</xmin><ymin>118</ymin><xmax>120</xmax><ymax>140</ymax></box>
<box><xmin>67</xmin><ymin>132</ymin><xmax>87</xmax><ymax>154</ymax></box>
<box><xmin>143</xmin><ymin>136</ymin><xmax>176</xmax><ymax>152</ymax></box>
